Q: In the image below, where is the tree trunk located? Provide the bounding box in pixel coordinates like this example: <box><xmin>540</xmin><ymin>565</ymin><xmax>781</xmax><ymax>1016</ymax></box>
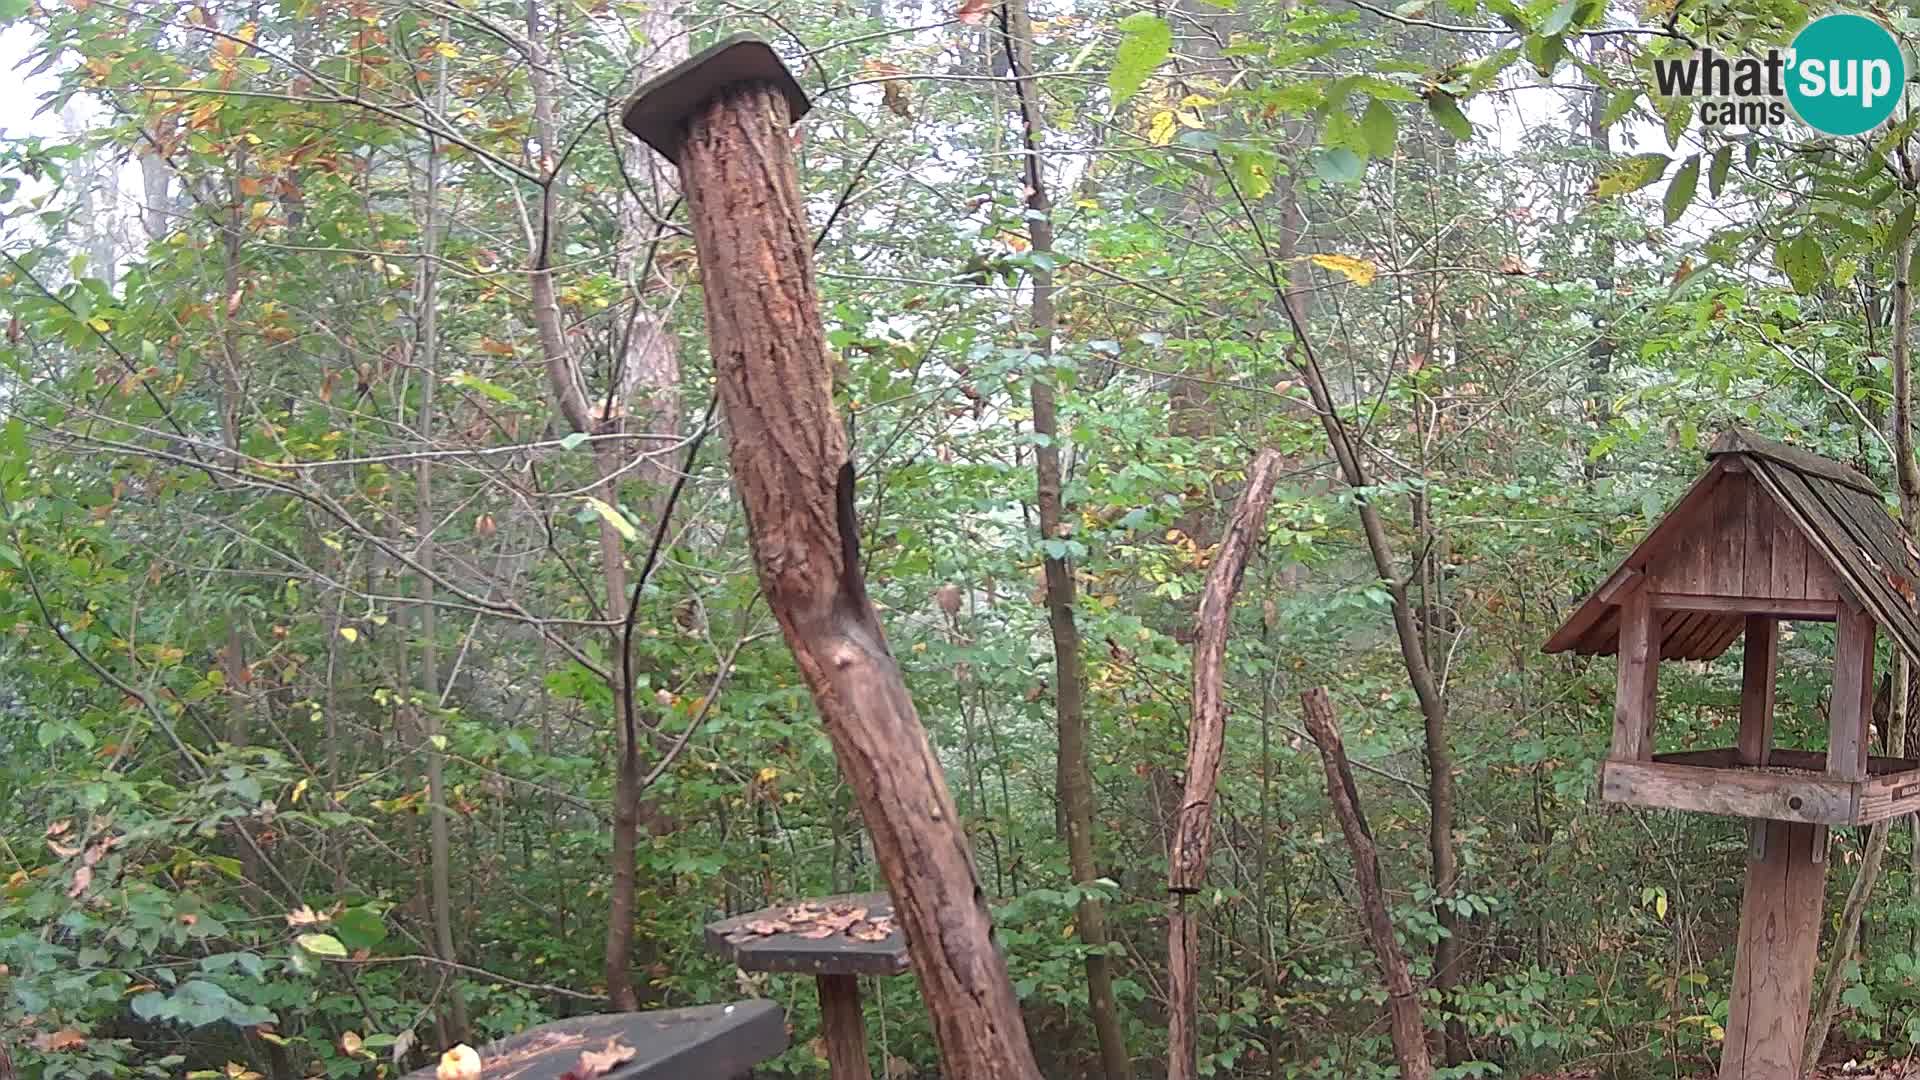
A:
<box><xmin>1167</xmin><ymin>449</ymin><xmax>1282</xmax><ymax>1080</ymax></box>
<box><xmin>413</xmin><ymin>34</ymin><xmax>468</xmax><ymax>1041</ymax></box>
<box><xmin>523</xmin><ymin>0</ymin><xmax>683</xmax><ymax>1010</ymax></box>
<box><xmin>671</xmin><ymin>79</ymin><xmax>1040</xmax><ymax>1079</ymax></box>
<box><xmin>1000</xmin><ymin>4</ymin><xmax>1129</xmax><ymax>1077</ymax></box>
<box><xmin>1300</xmin><ymin>687</ymin><xmax>1432</xmax><ymax>1080</ymax></box>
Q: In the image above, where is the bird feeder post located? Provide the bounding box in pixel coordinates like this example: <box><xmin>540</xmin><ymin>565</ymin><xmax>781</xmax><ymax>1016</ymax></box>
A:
<box><xmin>624</xmin><ymin>38</ymin><xmax>1040</xmax><ymax>1080</ymax></box>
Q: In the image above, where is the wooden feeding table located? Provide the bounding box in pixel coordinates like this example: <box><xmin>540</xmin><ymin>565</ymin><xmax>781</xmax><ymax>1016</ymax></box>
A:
<box><xmin>706</xmin><ymin>893</ymin><xmax>907</xmax><ymax>1080</ymax></box>
<box><xmin>399</xmin><ymin>1003</ymin><xmax>785</xmax><ymax>1080</ymax></box>
<box><xmin>1544</xmin><ymin>428</ymin><xmax>1920</xmax><ymax>1078</ymax></box>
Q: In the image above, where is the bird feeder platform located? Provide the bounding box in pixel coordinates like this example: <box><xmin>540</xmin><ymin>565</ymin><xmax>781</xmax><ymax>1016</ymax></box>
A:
<box><xmin>705</xmin><ymin>893</ymin><xmax>908</xmax><ymax>1080</ymax></box>
<box><xmin>399</xmin><ymin>1003</ymin><xmax>785</xmax><ymax>1080</ymax></box>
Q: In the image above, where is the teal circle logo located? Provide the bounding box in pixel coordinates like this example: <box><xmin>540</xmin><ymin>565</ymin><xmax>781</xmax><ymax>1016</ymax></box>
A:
<box><xmin>1785</xmin><ymin>13</ymin><xmax>1906</xmax><ymax>136</ymax></box>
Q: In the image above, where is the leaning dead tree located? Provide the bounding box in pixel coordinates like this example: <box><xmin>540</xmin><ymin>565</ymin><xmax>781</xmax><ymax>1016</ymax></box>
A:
<box><xmin>621</xmin><ymin>37</ymin><xmax>1041</xmax><ymax>1079</ymax></box>
<box><xmin>1301</xmin><ymin>687</ymin><xmax>1433</xmax><ymax>1080</ymax></box>
<box><xmin>1165</xmin><ymin>448</ymin><xmax>1282</xmax><ymax>1080</ymax></box>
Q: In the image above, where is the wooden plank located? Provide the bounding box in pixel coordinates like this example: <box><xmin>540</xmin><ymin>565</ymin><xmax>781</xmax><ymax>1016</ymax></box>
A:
<box><xmin>817</xmin><ymin>974</ymin><xmax>873</xmax><ymax>1080</ymax></box>
<box><xmin>1744</xmin><ymin>476</ymin><xmax>1774</xmax><ymax>596</ymax></box>
<box><xmin>1544</xmin><ymin>465</ymin><xmax>1731</xmax><ymax>655</ymax></box>
<box><xmin>1719</xmin><ymin>820</ymin><xmax>1830</xmax><ymax>1080</ymax></box>
<box><xmin>1652</xmin><ymin>747</ymin><xmax>1739</xmax><ymax>768</ymax></box>
<box><xmin>399</xmin><ymin>1004</ymin><xmax>788</xmax><ymax>1080</ymax></box>
<box><xmin>1856</xmin><ymin>766</ymin><xmax>1920</xmax><ymax>823</ymax></box>
<box><xmin>1600</xmin><ymin>760</ymin><xmax>1857</xmax><ymax>824</ymax></box>
<box><xmin>1680</xmin><ymin>613</ymin><xmax>1735</xmax><ymax>659</ymax></box>
<box><xmin>1830</xmin><ymin>605</ymin><xmax>1876</xmax><ymax>783</ymax></box>
<box><xmin>1649</xmin><ymin>593</ymin><xmax>1839</xmax><ymax>620</ymax></box>
<box><xmin>1612</xmin><ymin>589</ymin><xmax>1659</xmax><ymax>761</ymax></box>
<box><xmin>1739</xmin><ymin>616</ymin><xmax>1778</xmax><ymax>766</ymax></box>
<box><xmin>1658</xmin><ymin>611</ymin><xmax>1701</xmax><ymax>660</ymax></box>
<box><xmin>1709</xmin><ymin>429</ymin><xmax>1879</xmax><ymax>495</ymax></box>
<box><xmin>1708</xmin><ymin>472</ymin><xmax>1750</xmax><ymax>596</ymax></box>
<box><xmin>1770</xmin><ymin>483</ymin><xmax>1809</xmax><ymax>601</ymax></box>
<box><xmin>1650</xmin><ymin>746</ymin><xmax>1919</xmax><ymax>775</ymax></box>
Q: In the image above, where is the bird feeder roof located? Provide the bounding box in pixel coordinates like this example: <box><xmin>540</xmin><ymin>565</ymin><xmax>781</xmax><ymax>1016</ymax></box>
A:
<box><xmin>1543</xmin><ymin>428</ymin><xmax>1920</xmax><ymax>663</ymax></box>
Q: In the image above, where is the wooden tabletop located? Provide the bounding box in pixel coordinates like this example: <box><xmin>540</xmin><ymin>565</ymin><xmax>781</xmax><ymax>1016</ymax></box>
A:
<box><xmin>705</xmin><ymin>892</ymin><xmax>910</xmax><ymax>976</ymax></box>
<box><xmin>400</xmin><ymin>1003</ymin><xmax>785</xmax><ymax>1080</ymax></box>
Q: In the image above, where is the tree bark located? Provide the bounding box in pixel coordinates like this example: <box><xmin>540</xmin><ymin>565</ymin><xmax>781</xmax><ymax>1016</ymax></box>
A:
<box><xmin>1000</xmin><ymin>3</ymin><xmax>1129</xmax><ymax>1077</ymax></box>
<box><xmin>1167</xmin><ymin>448</ymin><xmax>1282</xmax><ymax>1080</ymax></box>
<box><xmin>672</xmin><ymin>80</ymin><xmax>1040</xmax><ymax>1079</ymax></box>
<box><xmin>1300</xmin><ymin>687</ymin><xmax>1432</xmax><ymax>1080</ymax></box>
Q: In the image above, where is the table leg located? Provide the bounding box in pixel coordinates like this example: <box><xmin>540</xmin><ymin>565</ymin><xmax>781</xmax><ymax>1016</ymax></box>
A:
<box><xmin>815</xmin><ymin>973</ymin><xmax>872</xmax><ymax>1080</ymax></box>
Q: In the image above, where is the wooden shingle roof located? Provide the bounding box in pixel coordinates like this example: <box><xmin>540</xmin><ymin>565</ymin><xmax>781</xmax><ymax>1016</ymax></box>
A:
<box><xmin>1543</xmin><ymin>429</ymin><xmax>1920</xmax><ymax>663</ymax></box>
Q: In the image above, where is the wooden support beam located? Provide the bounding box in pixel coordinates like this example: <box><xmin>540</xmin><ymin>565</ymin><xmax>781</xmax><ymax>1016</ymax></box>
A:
<box><xmin>1739</xmin><ymin>616</ymin><xmax>1778</xmax><ymax>767</ymax></box>
<box><xmin>1650</xmin><ymin>594</ymin><xmax>1840</xmax><ymax>620</ymax></box>
<box><xmin>1830</xmin><ymin>606</ymin><xmax>1877</xmax><ymax>783</ymax></box>
<box><xmin>1720</xmin><ymin>820</ymin><xmax>1829</xmax><ymax>1079</ymax></box>
<box><xmin>1612</xmin><ymin>589</ymin><xmax>1659</xmax><ymax>760</ymax></box>
<box><xmin>817</xmin><ymin>974</ymin><xmax>872</xmax><ymax>1080</ymax></box>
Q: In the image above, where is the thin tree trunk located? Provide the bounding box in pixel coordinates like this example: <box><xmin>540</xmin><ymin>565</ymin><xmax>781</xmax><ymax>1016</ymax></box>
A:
<box><xmin>1167</xmin><ymin>449</ymin><xmax>1282</xmax><ymax>1080</ymax></box>
<box><xmin>1808</xmin><ymin>229</ymin><xmax>1920</xmax><ymax>1066</ymax></box>
<box><xmin>413</xmin><ymin>33</ymin><xmax>468</xmax><ymax>1042</ymax></box>
<box><xmin>1300</xmin><ymin>687</ymin><xmax>1432</xmax><ymax>1080</ymax></box>
<box><xmin>999</xmin><ymin>4</ymin><xmax>1128</xmax><ymax>1076</ymax></box>
<box><xmin>522</xmin><ymin>0</ymin><xmax>682</xmax><ymax>1010</ymax></box>
<box><xmin>667</xmin><ymin>78</ymin><xmax>1040</xmax><ymax>1079</ymax></box>
<box><xmin>1263</xmin><ymin>263</ymin><xmax>1459</xmax><ymax>1061</ymax></box>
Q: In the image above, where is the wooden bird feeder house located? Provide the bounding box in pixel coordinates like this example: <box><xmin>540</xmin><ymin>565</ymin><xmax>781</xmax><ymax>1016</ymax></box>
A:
<box><xmin>1544</xmin><ymin>428</ymin><xmax>1920</xmax><ymax>1077</ymax></box>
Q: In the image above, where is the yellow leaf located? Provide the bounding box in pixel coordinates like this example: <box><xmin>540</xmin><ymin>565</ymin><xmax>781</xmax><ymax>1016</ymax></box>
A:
<box><xmin>87</xmin><ymin>317</ymin><xmax>110</xmax><ymax>332</ymax></box>
<box><xmin>1147</xmin><ymin>110</ymin><xmax>1177</xmax><ymax>146</ymax></box>
<box><xmin>584</xmin><ymin>497</ymin><xmax>638</xmax><ymax>543</ymax></box>
<box><xmin>1177</xmin><ymin>111</ymin><xmax>1205</xmax><ymax>129</ymax></box>
<box><xmin>1655</xmin><ymin>892</ymin><xmax>1667</xmax><ymax>920</ymax></box>
<box><xmin>757</xmin><ymin>767</ymin><xmax>780</xmax><ymax>783</ymax></box>
<box><xmin>1308</xmin><ymin>253</ymin><xmax>1377</xmax><ymax>287</ymax></box>
<box><xmin>1709</xmin><ymin>1023</ymin><xmax>1725</xmax><ymax>1041</ymax></box>
<box><xmin>338</xmin><ymin>627</ymin><xmax>358</xmax><ymax>643</ymax></box>
<box><xmin>291</xmin><ymin>778</ymin><xmax>309</xmax><ymax>804</ymax></box>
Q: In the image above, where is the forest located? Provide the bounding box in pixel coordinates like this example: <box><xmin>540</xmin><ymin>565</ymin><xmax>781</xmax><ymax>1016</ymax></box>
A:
<box><xmin>6</xmin><ymin>0</ymin><xmax>1920</xmax><ymax>1075</ymax></box>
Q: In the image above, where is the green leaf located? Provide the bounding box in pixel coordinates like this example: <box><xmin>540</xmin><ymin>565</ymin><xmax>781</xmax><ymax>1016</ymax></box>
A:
<box><xmin>1538</xmin><ymin>0</ymin><xmax>1578</xmax><ymax>35</ymax></box>
<box><xmin>446</xmin><ymin>371</ymin><xmax>520</xmax><ymax>405</ymax></box>
<box><xmin>1776</xmin><ymin>233</ymin><xmax>1827</xmax><ymax>295</ymax></box>
<box><xmin>1425</xmin><ymin>91</ymin><xmax>1472</xmax><ymax>141</ymax></box>
<box><xmin>1664</xmin><ymin>154</ymin><xmax>1700</xmax><ymax>225</ymax></box>
<box><xmin>1314</xmin><ymin>148</ymin><xmax>1365</xmax><ymax>184</ymax></box>
<box><xmin>335</xmin><ymin>906</ymin><xmax>388</xmax><ymax>950</ymax></box>
<box><xmin>583</xmin><ymin>497</ymin><xmax>639</xmax><ymax>543</ymax></box>
<box><xmin>1108</xmin><ymin>13</ymin><xmax>1172</xmax><ymax>107</ymax></box>
<box><xmin>1600</xmin><ymin>89</ymin><xmax>1639</xmax><ymax>127</ymax></box>
<box><xmin>296</xmin><ymin>933</ymin><xmax>349</xmax><ymax>958</ymax></box>
<box><xmin>559</xmin><ymin>431</ymin><xmax>590</xmax><ymax>451</ymax></box>
<box><xmin>1709</xmin><ymin>145</ymin><xmax>1732</xmax><ymax>197</ymax></box>
<box><xmin>1359</xmin><ymin>98</ymin><xmax>1397</xmax><ymax>157</ymax></box>
<box><xmin>1594</xmin><ymin>153</ymin><xmax>1669</xmax><ymax>197</ymax></box>
<box><xmin>131</xmin><ymin>991</ymin><xmax>168</xmax><ymax>1021</ymax></box>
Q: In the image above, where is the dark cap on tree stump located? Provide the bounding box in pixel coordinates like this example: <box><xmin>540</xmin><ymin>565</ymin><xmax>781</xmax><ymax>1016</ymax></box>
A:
<box><xmin>619</xmin><ymin>34</ymin><xmax>811</xmax><ymax>163</ymax></box>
